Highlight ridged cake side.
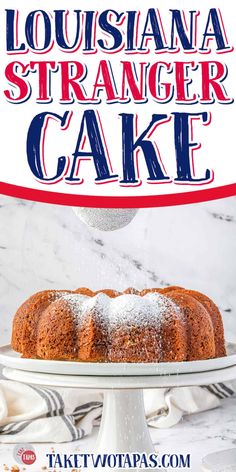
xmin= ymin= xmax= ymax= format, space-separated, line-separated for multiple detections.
xmin=11 ymin=286 xmax=226 ymax=362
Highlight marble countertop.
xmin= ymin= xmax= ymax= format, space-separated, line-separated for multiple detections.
xmin=0 ymin=195 xmax=236 ymax=345
xmin=0 ymin=394 xmax=235 ymax=471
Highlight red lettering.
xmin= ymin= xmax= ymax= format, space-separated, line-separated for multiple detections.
xmin=149 ymin=62 xmax=173 ymax=102
xmin=30 ymin=61 xmax=56 ymax=102
xmin=4 ymin=61 xmax=30 ymax=102
xmin=175 ymin=62 xmax=197 ymax=103
xmin=121 ymin=61 xmax=146 ymax=101
xmin=60 ymin=61 xmax=87 ymax=102
xmin=92 ymin=60 xmax=118 ymax=102
xmin=200 ymin=61 xmax=232 ymax=102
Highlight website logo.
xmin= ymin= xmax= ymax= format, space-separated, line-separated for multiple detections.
xmin=13 ymin=444 xmax=36 ymax=466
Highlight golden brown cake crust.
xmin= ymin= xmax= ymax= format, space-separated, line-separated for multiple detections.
xmin=165 ymin=290 xmax=215 ymax=360
xmin=162 ymin=287 xmax=226 ymax=358
xmin=182 ymin=289 xmax=226 ymax=357
xmin=11 ymin=290 xmax=71 ymax=358
xmin=140 ymin=288 xmax=161 ymax=296
xmin=11 ymin=286 xmax=226 ymax=363
xmin=123 ymin=287 xmax=140 ymax=295
xmin=75 ymin=287 xmax=95 ymax=297
xmin=95 ymin=288 xmax=121 ymax=298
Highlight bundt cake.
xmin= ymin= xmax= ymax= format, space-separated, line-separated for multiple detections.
xmin=11 ymin=287 xmax=226 ymax=363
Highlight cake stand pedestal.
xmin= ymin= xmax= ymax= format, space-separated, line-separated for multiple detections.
xmin=3 ymin=364 xmax=236 ymax=468
xmin=97 ymin=389 xmax=153 ymax=453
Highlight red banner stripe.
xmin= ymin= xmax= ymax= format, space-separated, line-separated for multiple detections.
xmin=0 ymin=182 xmax=235 ymax=208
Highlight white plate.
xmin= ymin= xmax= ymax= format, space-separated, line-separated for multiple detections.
xmin=202 ymin=449 xmax=236 ymax=472
xmin=0 ymin=343 xmax=236 ymax=376
xmin=3 ymin=364 xmax=236 ymax=389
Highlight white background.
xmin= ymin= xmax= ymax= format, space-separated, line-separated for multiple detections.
xmin=0 ymin=0 xmax=236 ymax=199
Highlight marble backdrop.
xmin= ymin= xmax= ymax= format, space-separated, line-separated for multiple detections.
xmin=0 ymin=195 xmax=235 ymax=344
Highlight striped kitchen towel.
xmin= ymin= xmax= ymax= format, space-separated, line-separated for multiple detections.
xmin=0 ymin=380 xmax=235 ymax=443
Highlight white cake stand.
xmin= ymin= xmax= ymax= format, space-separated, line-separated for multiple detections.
xmin=2 ymin=363 xmax=236 ymax=459
xmin=1 ymin=344 xmax=236 ymax=471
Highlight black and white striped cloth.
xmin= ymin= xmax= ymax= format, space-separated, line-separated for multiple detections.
xmin=203 ymin=382 xmax=235 ymax=400
xmin=0 ymin=380 xmax=235 ymax=443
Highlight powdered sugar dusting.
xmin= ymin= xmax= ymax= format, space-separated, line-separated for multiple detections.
xmin=61 ymin=291 xmax=182 ymax=328
xmin=61 ymin=293 xmax=90 ymax=323
xmin=55 ymin=291 xmax=72 ymax=299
